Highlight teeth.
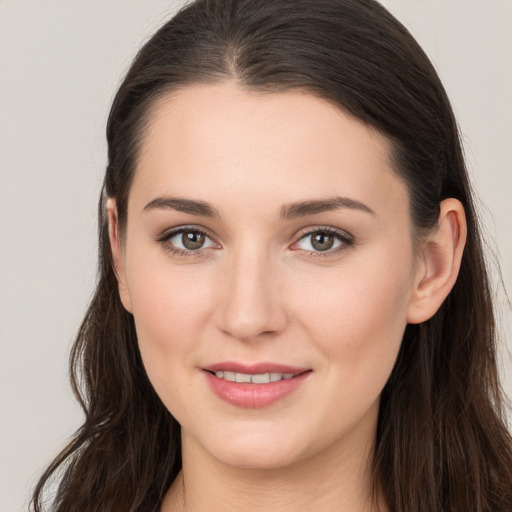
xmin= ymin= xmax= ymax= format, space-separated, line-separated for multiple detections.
xmin=235 ymin=372 xmax=252 ymax=383
xmin=223 ymin=371 xmax=235 ymax=381
xmin=251 ymin=373 xmax=271 ymax=384
xmin=214 ymin=371 xmax=298 ymax=383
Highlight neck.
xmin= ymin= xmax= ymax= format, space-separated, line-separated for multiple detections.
xmin=162 ymin=409 xmax=388 ymax=512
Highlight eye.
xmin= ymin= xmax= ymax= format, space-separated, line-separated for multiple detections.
xmin=292 ymin=228 xmax=354 ymax=255
xmin=158 ymin=227 xmax=219 ymax=255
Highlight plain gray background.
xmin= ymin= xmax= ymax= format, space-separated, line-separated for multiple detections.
xmin=1 ymin=1 xmax=511 ymax=511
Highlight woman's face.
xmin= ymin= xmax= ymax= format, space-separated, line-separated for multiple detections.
xmin=114 ymin=82 xmax=422 ymax=469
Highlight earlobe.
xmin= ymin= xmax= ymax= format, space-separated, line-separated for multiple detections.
xmin=406 ymin=198 xmax=467 ymax=324
xmin=106 ymin=198 xmax=133 ymax=313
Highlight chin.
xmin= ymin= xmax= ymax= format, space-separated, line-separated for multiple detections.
xmin=193 ymin=423 xmax=316 ymax=470
xmin=214 ymin=445 xmax=304 ymax=470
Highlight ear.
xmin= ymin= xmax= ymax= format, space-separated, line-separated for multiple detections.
xmin=406 ymin=198 xmax=467 ymax=324
xmin=106 ymin=198 xmax=133 ymax=313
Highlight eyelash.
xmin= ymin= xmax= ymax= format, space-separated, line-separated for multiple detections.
xmin=156 ymin=225 xmax=355 ymax=258
xmin=293 ymin=226 xmax=355 ymax=258
xmin=156 ymin=226 xmax=216 ymax=257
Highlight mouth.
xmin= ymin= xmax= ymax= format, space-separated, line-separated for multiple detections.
xmin=205 ymin=369 xmax=308 ymax=384
xmin=202 ymin=362 xmax=312 ymax=408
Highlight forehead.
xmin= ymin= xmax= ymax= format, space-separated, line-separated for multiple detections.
xmin=131 ymin=81 xmax=408 ymax=221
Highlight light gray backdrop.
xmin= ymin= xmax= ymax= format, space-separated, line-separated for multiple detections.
xmin=1 ymin=1 xmax=511 ymax=511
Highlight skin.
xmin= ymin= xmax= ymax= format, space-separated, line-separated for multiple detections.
xmin=108 ymin=81 xmax=466 ymax=512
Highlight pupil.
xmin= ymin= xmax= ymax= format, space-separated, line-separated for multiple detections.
xmin=182 ymin=230 xmax=205 ymax=250
xmin=312 ymin=232 xmax=334 ymax=251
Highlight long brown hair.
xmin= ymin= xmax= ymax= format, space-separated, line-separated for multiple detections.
xmin=31 ymin=0 xmax=512 ymax=510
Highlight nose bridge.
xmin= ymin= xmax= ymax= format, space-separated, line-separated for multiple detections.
xmin=218 ymin=239 xmax=286 ymax=341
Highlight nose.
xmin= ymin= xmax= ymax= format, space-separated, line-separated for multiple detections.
xmin=215 ymin=247 xmax=288 ymax=342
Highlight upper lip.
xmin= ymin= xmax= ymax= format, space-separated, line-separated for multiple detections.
xmin=202 ymin=361 xmax=310 ymax=375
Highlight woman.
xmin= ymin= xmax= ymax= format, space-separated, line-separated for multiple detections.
xmin=31 ymin=0 xmax=512 ymax=510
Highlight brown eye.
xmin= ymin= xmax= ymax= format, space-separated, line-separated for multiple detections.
xmin=311 ymin=232 xmax=335 ymax=251
xmin=162 ymin=227 xmax=218 ymax=254
xmin=294 ymin=228 xmax=354 ymax=255
xmin=182 ymin=230 xmax=205 ymax=250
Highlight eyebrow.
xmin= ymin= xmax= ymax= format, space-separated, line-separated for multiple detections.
xmin=143 ymin=197 xmax=221 ymax=217
xmin=142 ymin=195 xmax=375 ymax=219
xmin=279 ymin=196 xmax=375 ymax=219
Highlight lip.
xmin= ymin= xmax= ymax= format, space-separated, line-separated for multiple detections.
xmin=202 ymin=361 xmax=312 ymax=408
xmin=203 ymin=361 xmax=309 ymax=375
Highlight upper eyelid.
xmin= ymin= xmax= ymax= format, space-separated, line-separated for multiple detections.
xmin=157 ymin=224 xmax=215 ymax=240
xmin=294 ymin=225 xmax=354 ymax=241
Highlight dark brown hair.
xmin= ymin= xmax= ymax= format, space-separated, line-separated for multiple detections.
xmin=31 ymin=0 xmax=512 ymax=510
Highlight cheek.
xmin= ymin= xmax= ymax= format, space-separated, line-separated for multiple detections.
xmin=283 ymin=253 xmax=413 ymax=445
xmin=124 ymin=252 xmax=215 ymax=382
xmin=292 ymin=249 xmax=413 ymax=376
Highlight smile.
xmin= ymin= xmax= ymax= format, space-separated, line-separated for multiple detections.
xmin=203 ymin=363 xmax=312 ymax=408
xmin=209 ymin=371 xmax=298 ymax=384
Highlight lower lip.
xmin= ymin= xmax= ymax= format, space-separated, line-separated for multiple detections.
xmin=204 ymin=371 xmax=311 ymax=408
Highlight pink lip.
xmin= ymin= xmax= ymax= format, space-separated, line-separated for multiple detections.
xmin=203 ymin=361 xmax=309 ymax=374
xmin=202 ymin=361 xmax=312 ymax=409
